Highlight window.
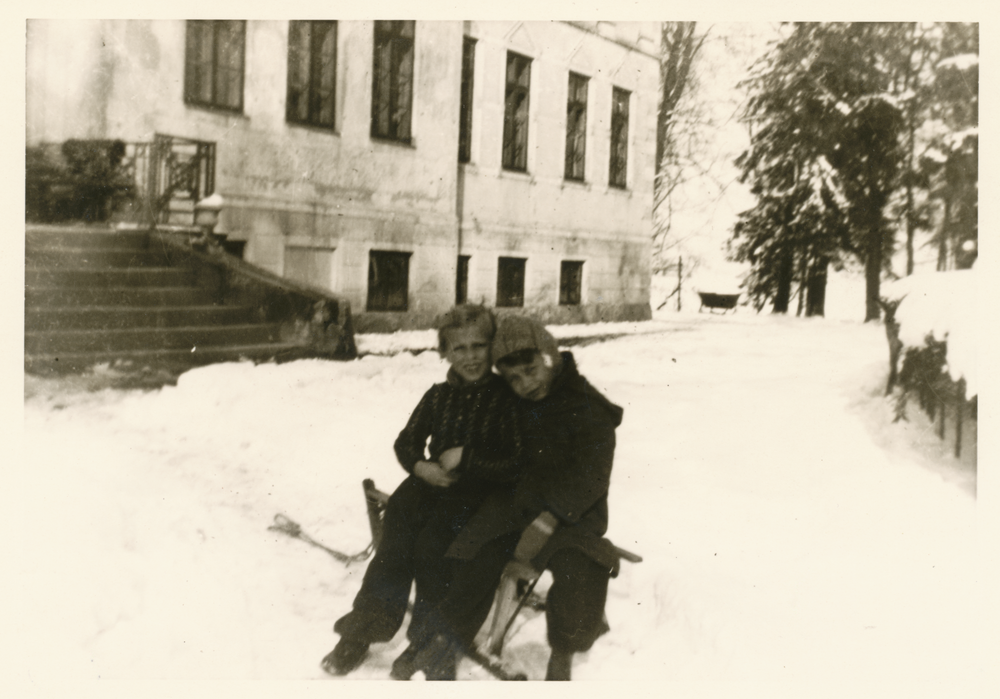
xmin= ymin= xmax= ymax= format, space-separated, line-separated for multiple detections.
xmin=564 ymin=73 xmax=588 ymax=181
xmin=458 ymin=37 xmax=476 ymax=163
xmin=496 ymin=257 xmax=526 ymax=307
xmin=371 ymin=21 xmax=415 ymax=143
xmin=184 ymin=20 xmax=246 ymax=112
xmin=456 ymin=255 xmax=470 ymax=304
xmin=287 ymin=21 xmax=337 ymax=129
xmin=502 ymin=52 xmax=531 ymax=171
xmin=367 ymin=250 xmax=411 ymax=311
xmin=609 ymin=86 xmax=630 ymax=188
xmin=560 ymin=261 xmax=584 ymax=305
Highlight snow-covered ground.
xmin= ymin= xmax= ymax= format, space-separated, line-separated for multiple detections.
xmin=10 ymin=306 xmax=995 ymax=696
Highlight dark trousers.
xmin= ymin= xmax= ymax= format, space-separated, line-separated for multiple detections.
xmin=545 ymin=548 xmax=609 ymax=653
xmin=428 ymin=537 xmax=611 ymax=654
xmin=334 ymin=476 xmax=481 ymax=645
xmin=423 ymin=532 xmax=522 ymax=648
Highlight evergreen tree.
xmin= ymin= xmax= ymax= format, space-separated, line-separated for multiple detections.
xmin=925 ymin=23 xmax=978 ymax=270
xmin=732 ymin=23 xmax=906 ymax=321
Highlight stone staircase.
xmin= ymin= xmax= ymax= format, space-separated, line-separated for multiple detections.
xmin=25 ymin=224 xmax=355 ymax=377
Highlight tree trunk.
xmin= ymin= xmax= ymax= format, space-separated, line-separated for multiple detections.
xmin=937 ymin=199 xmax=951 ymax=271
xmin=905 ymin=181 xmax=915 ymax=276
xmin=806 ymin=255 xmax=828 ymax=317
xmin=773 ymin=246 xmax=794 ymax=314
xmin=864 ymin=225 xmax=882 ymax=322
xmin=796 ymin=251 xmax=807 ymax=317
xmin=656 ymin=22 xmax=698 ymax=176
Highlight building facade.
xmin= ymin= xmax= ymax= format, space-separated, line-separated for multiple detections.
xmin=26 ymin=19 xmax=659 ymax=331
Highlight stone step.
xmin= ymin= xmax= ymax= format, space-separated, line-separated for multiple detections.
xmin=26 ymin=285 xmax=217 ymax=307
xmin=25 ymin=323 xmax=281 ymax=355
xmin=25 ymin=246 xmax=174 ymax=268
xmin=25 ymin=267 xmax=194 ymax=288
xmin=25 ymin=342 xmax=314 ymax=376
xmin=24 ymin=305 xmax=257 ymax=331
xmin=25 ymin=225 xmax=150 ymax=249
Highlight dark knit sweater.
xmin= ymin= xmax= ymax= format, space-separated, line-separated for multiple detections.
xmin=393 ymin=369 xmax=523 ymax=490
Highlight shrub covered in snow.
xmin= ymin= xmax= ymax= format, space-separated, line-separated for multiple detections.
xmin=880 ymin=269 xmax=976 ymax=457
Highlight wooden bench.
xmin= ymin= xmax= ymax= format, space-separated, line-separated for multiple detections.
xmin=362 ymin=479 xmax=641 ymax=660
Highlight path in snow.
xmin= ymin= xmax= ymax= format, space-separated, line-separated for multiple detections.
xmin=11 ymin=312 xmax=988 ymax=691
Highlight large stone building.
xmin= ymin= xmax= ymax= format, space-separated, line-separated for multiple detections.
xmin=26 ymin=20 xmax=659 ymax=331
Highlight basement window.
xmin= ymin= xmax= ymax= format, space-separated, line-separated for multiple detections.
xmin=559 ymin=260 xmax=583 ymax=305
xmin=496 ymin=257 xmax=526 ymax=307
xmin=367 ymin=250 xmax=411 ymax=311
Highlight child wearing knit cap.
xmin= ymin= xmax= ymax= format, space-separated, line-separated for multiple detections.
xmin=415 ymin=315 xmax=624 ymax=681
xmin=322 ymin=305 xmax=523 ymax=679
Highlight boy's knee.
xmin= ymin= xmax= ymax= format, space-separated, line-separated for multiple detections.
xmin=386 ymin=476 xmax=431 ymax=518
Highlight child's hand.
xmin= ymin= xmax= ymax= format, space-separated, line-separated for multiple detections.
xmin=439 ymin=447 xmax=464 ymax=472
xmin=414 ymin=460 xmax=458 ymax=488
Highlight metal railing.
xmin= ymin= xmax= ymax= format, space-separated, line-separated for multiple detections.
xmin=121 ymin=134 xmax=216 ymax=227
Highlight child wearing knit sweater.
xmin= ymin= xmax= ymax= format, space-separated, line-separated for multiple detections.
xmin=321 ymin=305 xmax=523 ymax=679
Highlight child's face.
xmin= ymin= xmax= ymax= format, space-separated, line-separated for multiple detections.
xmin=498 ymin=353 xmax=557 ymax=401
xmin=443 ymin=325 xmax=491 ymax=383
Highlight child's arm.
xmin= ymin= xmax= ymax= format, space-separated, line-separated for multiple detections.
xmin=393 ymin=386 xmax=438 ymax=474
xmin=394 ymin=385 xmax=458 ymax=487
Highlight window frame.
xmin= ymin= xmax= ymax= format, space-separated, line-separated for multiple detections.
xmin=502 ymin=51 xmax=532 ymax=172
xmin=184 ymin=20 xmax=246 ymax=113
xmin=367 ymin=249 xmax=412 ymax=312
xmin=496 ymin=256 xmax=527 ymax=308
xmin=458 ymin=37 xmax=476 ymax=163
xmin=609 ymin=86 xmax=631 ymax=189
xmin=559 ymin=260 xmax=584 ymax=306
xmin=564 ymin=72 xmax=589 ymax=182
xmin=371 ymin=20 xmax=416 ymax=144
xmin=286 ymin=20 xmax=338 ymax=130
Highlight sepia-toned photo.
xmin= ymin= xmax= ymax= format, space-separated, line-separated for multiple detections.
xmin=16 ymin=8 xmax=988 ymax=695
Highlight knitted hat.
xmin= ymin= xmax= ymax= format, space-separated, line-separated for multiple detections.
xmin=491 ymin=315 xmax=562 ymax=368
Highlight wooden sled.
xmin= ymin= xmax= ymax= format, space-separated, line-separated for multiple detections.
xmin=362 ymin=479 xmax=642 ymax=662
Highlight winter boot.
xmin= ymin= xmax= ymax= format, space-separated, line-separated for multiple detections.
xmin=321 ymin=637 xmax=369 ymax=676
xmin=390 ymin=643 xmax=421 ymax=680
xmin=414 ymin=634 xmax=459 ymax=681
xmin=545 ymin=649 xmax=573 ymax=681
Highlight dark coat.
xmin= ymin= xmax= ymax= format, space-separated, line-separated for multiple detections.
xmin=445 ymin=352 xmax=624 ymax=572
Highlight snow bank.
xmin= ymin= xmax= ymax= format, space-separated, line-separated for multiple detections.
xmin=882 ymin=269 xmax=977 ymax=397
